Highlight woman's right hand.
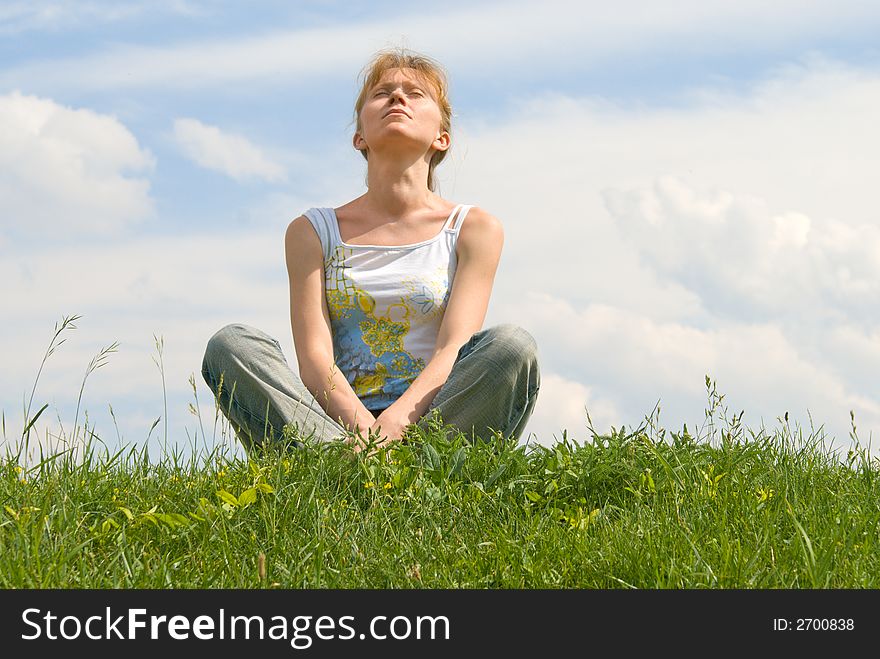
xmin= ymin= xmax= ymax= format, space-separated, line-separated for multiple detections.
xmin=346 ymin=419 xmax=394 ymax=456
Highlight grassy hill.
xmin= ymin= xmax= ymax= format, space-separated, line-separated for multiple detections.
xmin=3 ymin=386 xmax=878 ymax=588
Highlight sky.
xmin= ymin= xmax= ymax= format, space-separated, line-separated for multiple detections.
xmin=2 ymin=0 xmax=880 ymax=464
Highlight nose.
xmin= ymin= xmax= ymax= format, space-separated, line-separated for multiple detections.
xmin=389 ymin=88 xmax=406 ymax=104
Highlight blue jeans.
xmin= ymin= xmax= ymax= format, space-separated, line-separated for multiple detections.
xmin=201 ymin=323 xmax=540 ymax=453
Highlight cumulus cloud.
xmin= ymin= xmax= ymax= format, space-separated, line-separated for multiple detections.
xmin=603 ymin=176 xmax=880 ymax=326
xmin=173 ymin=118 xmax=288 ymax=183
xmin=519 ymin=294 xmax=880 ymax=451
xmin=0 ymin=91 xmax=154 ymax=240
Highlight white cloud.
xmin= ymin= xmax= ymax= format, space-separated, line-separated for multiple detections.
xmin=603 ymin=176 xmax=880 ymax=325
xmin=522 ymin=372 xmax=623 ymax=447
xmin=173 ymin=118 xmax=288 ymax=183
xmin=0 ymin=227 xmax=289 ymax=461
xmin=447 ymin=58 xmax=880 ymax=326
xmin=0 ymin=1 xmax=203 ymax=35
xmin=519 ymin=294 xmax=880 ymax=452
xmin=0 ymin=91 xmax=154 ymax=240
xmin=2 ymin=1 xmax=878 ymax=91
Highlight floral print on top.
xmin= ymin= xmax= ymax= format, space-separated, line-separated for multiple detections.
xmin=303 ymin=205 xmax=472 ymax=411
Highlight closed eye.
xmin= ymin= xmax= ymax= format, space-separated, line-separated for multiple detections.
xmin=372 ymin=88 xmax=426 ymax=98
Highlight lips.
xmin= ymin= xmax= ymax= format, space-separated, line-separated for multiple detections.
xmin=385 ymin=109 xmax=409 ymax=118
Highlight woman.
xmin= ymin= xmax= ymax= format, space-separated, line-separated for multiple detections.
xmin=202 ymin=47 xmax=540 ymax=454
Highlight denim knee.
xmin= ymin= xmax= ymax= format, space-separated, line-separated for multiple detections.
xmin=484 ymin=324 xmax=538 ymax=363
xmin=205 ymin=322 xmax=259 ymax=363
xmin=202 ymin=323 xmax=249 ymax=385
xmin=478 ymin=324 xmax=540 ymax=394
xmin=207 ymin=323 xmax=252 ymax=352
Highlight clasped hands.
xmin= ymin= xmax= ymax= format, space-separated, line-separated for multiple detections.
xmin=346 ymin=408 xmax=412 ymax=456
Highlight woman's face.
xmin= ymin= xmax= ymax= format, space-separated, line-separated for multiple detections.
xmin=355 ymin=67 xmax=449 ymax=159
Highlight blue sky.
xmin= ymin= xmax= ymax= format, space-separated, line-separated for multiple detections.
xmin=3 ymin=0 xmax=880 ymax=463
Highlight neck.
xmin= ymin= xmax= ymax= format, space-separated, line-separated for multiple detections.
xmin=361 ymin=151 xmax=437 ymax=216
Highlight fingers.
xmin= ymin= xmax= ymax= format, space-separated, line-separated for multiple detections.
xmin=344 ymin=430 xmax=394 ymax=457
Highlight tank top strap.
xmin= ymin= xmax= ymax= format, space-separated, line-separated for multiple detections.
xmin=444 ymin=204 xmax=473 ymax=234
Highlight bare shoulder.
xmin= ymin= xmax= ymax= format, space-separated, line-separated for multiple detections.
xmin=460 ymin=206 xmax=502 ymax=229
xmin=286 ymin=214 xmax=314 ymax=238
xmin=286 ymin=214 xmax=321 ymax=247
xmin=285 ymin=215 xmax=322 ymax=268
xmin=458 ymin=206 xmax=504 ymax=254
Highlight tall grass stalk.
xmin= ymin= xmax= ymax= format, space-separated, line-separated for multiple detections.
xmin=20 ymin=314 xmax=81 ymax=454
xmin=187 ymin=372 xmax=207 ymax=456
xmin=72 ymin=341 xmax=119 ymax=447
xmin=151 ymin=333 xmax=168 ymax=454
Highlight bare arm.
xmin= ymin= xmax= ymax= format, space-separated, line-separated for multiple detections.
xmin=285 ymin=216 xmax=376 ymax=437
xmin=371 ymin=207 xmax=504 ymax=443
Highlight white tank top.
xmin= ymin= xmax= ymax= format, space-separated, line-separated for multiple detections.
xmin=302 ymin=204 xmax=473 ymax=411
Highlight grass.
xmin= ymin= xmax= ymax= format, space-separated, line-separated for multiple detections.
xmin=1 ymin=315 xmax=879 ymax=588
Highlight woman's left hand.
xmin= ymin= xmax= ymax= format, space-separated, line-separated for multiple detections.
xmin=369 ymin=409 xmax=411 ymax=445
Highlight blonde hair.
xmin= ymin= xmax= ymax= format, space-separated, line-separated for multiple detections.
xmin=353 ymin=47 xmax=452 ymax=192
